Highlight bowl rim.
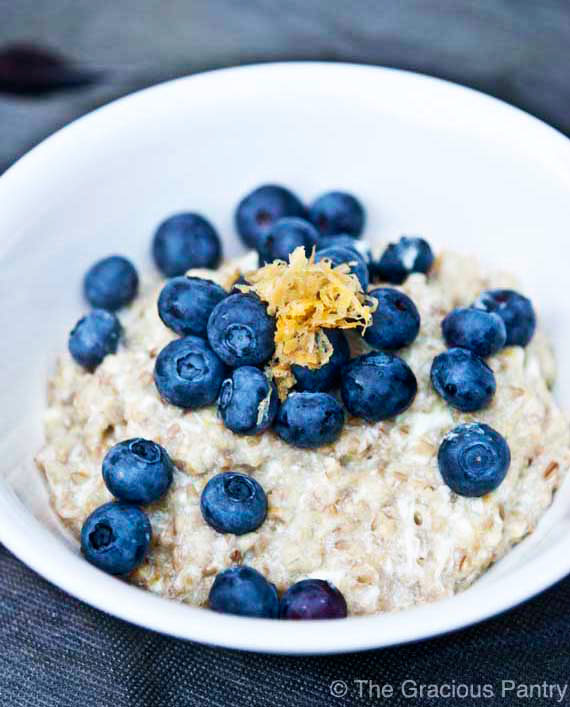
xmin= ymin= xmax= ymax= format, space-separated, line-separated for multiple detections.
xmin=1 ymin=61 xmax=570 ymax=654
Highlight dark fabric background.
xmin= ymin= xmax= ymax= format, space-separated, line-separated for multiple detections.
xmin=1 ymin=1 xmax=570 ymax=705
xmin=2 ymin=544 xmax=570 ymax=706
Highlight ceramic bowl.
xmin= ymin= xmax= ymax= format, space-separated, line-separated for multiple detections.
xmin=1 ymin=63 xmax=569 ymax=654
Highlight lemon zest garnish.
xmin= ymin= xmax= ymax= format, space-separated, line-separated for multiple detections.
xmin=238 ymin=247 xmax=376 ymax=399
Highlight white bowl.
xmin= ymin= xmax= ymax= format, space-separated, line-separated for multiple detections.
xmin=1 ymin=62 xmax=570 ymax=654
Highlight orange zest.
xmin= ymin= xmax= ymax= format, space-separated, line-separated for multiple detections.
xmin=238 ymin=247 xmax=375 ymax=399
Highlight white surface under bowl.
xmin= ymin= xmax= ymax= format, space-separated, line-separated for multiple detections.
xmin=1 ymin=62 xmax=570 ymax=654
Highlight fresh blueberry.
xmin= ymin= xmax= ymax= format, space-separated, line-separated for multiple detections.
xmin=80 ymin=502 xmax=152 ymax=575
xmin=442 ymin=307 xmax=507 ymax=357
xmin=257 ymin=217 xmax=319 ymax=264
xmin=102 ymin=438 xmax=174 ymax=505
xmin=317 ymin=234 xmax=359 ymax=252
xmin=364 ymin=287 xmax=420 ymax=350
xmin=152 ymin=213 xmax=222 ymax=277
xmin=291 ymin=328 xmax=350 ymax=392
xmin=431 ymin=347 xmax=496 ymax=412
xmin=69 ymin=309 xmax=121 ymax=370
xmin=308 ymin=191 xmax=365 ymax=238
xmin=318 ymin=236 xmax=375 ymax=283
xmin=315 ymin=246 xmax=369 ymax=291
xmin=279 ymin=579 xmax=348 ymax=619
xmin=208 ymin=565 xmax=279 ymax=618
xmin=438 ymin=422 xmax=511 ymax=497
xmin=218 ymin=366 xmax=278 ymax=435
xmin=235 ymin=184 xmax=305 ymax=250
xmin=274 ymin=392 xmax=344 ymax=448
xmin=154 ymin=335 xmax=226 ymax=409
xmin=200 ymin=472 xmax=268 ymax=535
xmin=158 ymin=276 xmax=227 ymax=337
xmin=318 ymin=234 xmax=371 ymax=261
xmin=373 ymin=236 xmax=434 ymax=284
xmin=474 ymin=289 xmax=536 ymax=347
xmin=84 ymin=255 xmax=139 ymax=311
xmin=207 ymin=293 xmax=275 ymax=367
xmin=341 ymin=352 xmax=417 ymax=422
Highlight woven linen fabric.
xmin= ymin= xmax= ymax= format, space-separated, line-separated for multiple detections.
xmin=1 ymin=544 xmax=569 ymax=707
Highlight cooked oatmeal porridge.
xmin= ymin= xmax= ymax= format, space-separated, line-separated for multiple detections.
xmin=36 ymin=245 xmax=570 ymax=616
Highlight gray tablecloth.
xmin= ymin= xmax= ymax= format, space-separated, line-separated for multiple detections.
xmin=2 ymin=544 xmax=570 ymax=706
xmin=2 ymin=2 xmax=570 ymax=704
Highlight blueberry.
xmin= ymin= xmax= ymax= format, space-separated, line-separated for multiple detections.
xmin=438 ymin=422 xmax=511 ymax=497
xmin=431 ymin=347 xmax=496 ymax=412
xmin=318 ymin=236 xmax=376 ymax=283
xmin=274 ymin=392 xmax=344 ymax=448
xmin=207 ymin=293 xmax=275 ymax=367
xmin=291 ymin=328 xmax=350 ymax=392
xmin=308 ymin=191 xmax=365 ymax=238
xmin=317 ymin=235 xmax=359 ymax=252
xmin=102 ymin=438 xmax=174 ymax=505
xmin=315 ymin=246 xmax=369 ymax=291
xmin=280 ymin=579 xmax=348 ymax=619
xmin=208 ymin=565 xmax=279 ymax=618
xmin=80 ymin=502 xmax=152 ymax=575
xmin=442 ymin=307 xmax=506 ymax=357
xmin=69 ymin=309 xmax=121 ymax=370
xmin=474 ymin=289 xmax=536 ymax=347
xmin=154 ymin=336 xmax=226 ymax=409
xmin=341 ymin=352 xmax=417 ymax=422
xmin=235 ymin=184 xmax=305 ymax=250
xmin=84 ymin=255 xmax=139 ymax=311
xmin=158 ymin=276 xmax=227 ymax=337
xmin=364 ymin=287 xmax=420 ymax=350
xmin=218 ymin=366 xmax=278 ymax=435
xmin=200 ymin=472 xmax=268 ymax=535
xmin=257 ymin=217 xmax=319 ymax=264
xmin=152 ymin=213 xmax=222 ymax=277
xmin=374 ymin=236 xmax=434 ymax=284
xmin=318 ymin=235 xmax=371 ymax=261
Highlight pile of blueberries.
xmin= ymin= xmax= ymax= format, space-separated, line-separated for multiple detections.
xmin=71 ymin=183 xmax=537 ymax=619
xmin=70 ymin=185 xmax=436 ymax=450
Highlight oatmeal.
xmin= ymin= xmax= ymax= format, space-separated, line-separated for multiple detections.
xmin=36 ymin=248 xmax=570 ymax=615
